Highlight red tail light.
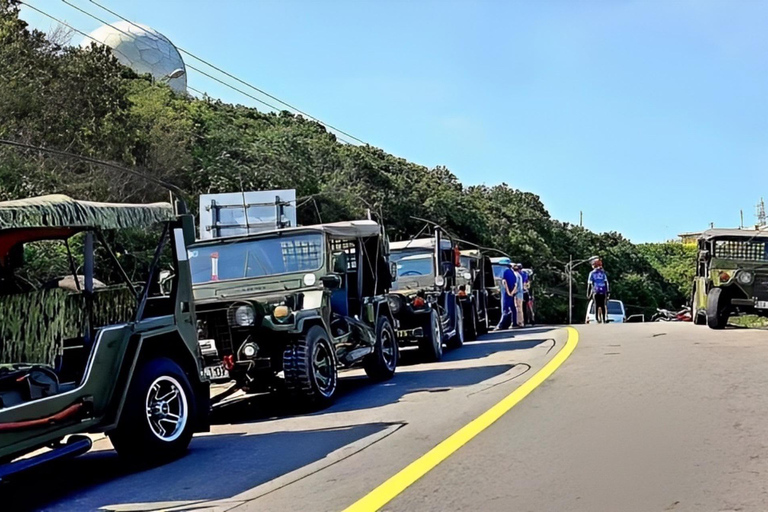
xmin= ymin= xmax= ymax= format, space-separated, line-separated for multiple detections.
xmin=223 ymin=354 xmax=235 ymax=371
xmin=412 ymin=297 xmax=426 ymax=308
xmin=719 ymin=271 xmax=731 ymax=283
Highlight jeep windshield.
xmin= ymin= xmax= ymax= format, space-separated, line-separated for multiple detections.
xmin=391 ymin=251 xmax=434 ymax=278
xmin=189 ymin=232 xmax=324 ymax=284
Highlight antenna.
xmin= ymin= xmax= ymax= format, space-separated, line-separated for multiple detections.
xmin=757 ymin=198 xmax=767 ymax=227
xmin=741 ymin=209 xmax=744 ymax=229
xmin=238 ymin=174 xmax=251 ymax=234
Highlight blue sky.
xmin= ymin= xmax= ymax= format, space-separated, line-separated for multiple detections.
xmin=19 ymin=1 xmax=768 ymax=242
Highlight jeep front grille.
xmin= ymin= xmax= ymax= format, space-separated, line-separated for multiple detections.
xmin=197 ymin=307 xmax=234 ymax=357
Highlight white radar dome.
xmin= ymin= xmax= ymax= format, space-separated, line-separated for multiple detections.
xmin=82 ymin=21 xmax=187 ymax=93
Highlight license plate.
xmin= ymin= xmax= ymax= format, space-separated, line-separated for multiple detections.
xmin=757 ymin=301 xmax=768 ymax=309
xmin=204 ymin=364 xmax=229 ymax=381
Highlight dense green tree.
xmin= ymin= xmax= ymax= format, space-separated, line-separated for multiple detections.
xmin=0 ymin=2 xmax=692 ymax=322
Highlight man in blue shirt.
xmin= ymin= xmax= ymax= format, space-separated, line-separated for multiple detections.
xmin=513 ymin=263 xmax=526 ymax=327
xmin=587 ymin=259 xmax=610 ymax=323
xmin=495 ymin=258 xmax=517 ymax=330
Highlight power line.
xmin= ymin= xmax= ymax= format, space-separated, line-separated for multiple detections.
xmin=19 ymin=1 xmax=134 ymax=63
xmin=0 ymin=138 xmax=188 ymax=202
xmin=56 ymin=0 xmax=356 ymax=145
xmin=87 ymin=0 xmax=369 ymax=146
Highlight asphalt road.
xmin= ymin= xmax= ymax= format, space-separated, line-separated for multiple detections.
xmin=4 ymin=323 xmax=768 ymax=511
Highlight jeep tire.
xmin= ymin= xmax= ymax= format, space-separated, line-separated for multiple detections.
xmin=463 ymin=301 xmax=478 ymax=341
xmin=448 ymin=302 xmax=466 ymax=349
xmin=109 ymin=357 xmax=196 ymax=464
xmin=692 ymin=288 xmax=706 ymax=325
xmin=283 ymin=326 xmax=338 ymax=406
xmin=419 ymin=310 xmax=443 ymax=362
xmin=706 ymin=287 xmax=729 ymax=329
xmin=364 ymin=316 xmax=398 ymax=381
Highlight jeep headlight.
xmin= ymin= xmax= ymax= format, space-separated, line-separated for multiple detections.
xmin=234 ymin=305 xmax=256 ymax=326
xmin=737 ymin=270 xmax=754 ymax=285
xmin=387 ymin=295 xmax=403 ymax=315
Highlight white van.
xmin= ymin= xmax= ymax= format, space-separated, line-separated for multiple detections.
xmin=585 ymin=299 xmax=626 ymax=323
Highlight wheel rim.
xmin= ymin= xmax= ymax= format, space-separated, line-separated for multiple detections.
xmin=433 ymin=314 xmax=442 ymax=356
xmin=313 ymin=341 xmax=336 ymax=396
xmin=381 ymin=327 xmax=396 ymax=370
xmin=145 ymin=376 xmax=188 ymax=442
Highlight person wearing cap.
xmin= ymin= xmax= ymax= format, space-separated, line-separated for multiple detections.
xmin=587 ymin=258 xmax=610 ymax=323
xmin=513 ymin=263 xmax=526 ymax=327
xmin=494 ymin=258 xmax=517 ymax=330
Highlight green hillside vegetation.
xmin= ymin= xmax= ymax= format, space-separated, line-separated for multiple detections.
xmin=0 ymin=2 xmax=691 ymax=322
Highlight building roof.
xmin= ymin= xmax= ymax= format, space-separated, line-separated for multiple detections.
xmin=0 ymin=194 xmax=174 ymax=231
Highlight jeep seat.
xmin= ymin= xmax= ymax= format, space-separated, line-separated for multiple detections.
xmin=0 ymin=288 xmax=83 ymax=367
xmin=330 ymin=253 xmax=349 ymax=317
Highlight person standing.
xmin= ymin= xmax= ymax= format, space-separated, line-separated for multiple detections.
xmin=513 ymin=263 xmax=525 ymax=327
xmin=494 ymin=258 xmax=517 ymax=330
xmin=587 ymin=259 xmax=610 ymax=323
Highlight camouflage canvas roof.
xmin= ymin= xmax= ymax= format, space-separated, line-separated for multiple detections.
xmin=0 ymin=194 xmax=173 ymax=231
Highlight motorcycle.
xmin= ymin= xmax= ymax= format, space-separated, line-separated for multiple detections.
xmin=651 ymin=306 xmax=692 ymax=322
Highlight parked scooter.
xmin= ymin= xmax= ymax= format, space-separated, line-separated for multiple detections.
xmin=651 ymin=306 xmax=692 ymax=322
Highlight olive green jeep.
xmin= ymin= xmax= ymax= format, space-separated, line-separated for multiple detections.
xmin=189 ymin=220 xmax=397 ymax=406
xmin=691 ymin=228 xmax=768 ymax=329
xmin=0 ymin=195 xmax=210 ymax=479
xmin=388 ymin=232 xmax=468 ymax=361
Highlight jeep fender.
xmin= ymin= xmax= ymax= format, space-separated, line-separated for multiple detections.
xmin=106 ymin=329 xmax=210 ymax=433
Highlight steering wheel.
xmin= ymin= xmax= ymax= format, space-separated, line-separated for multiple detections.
xmin=400 ymin=270 xmax=423 ymax=276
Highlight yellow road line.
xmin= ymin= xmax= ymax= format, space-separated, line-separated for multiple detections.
xmin=342 ymin=326 xmax=580 ymax=512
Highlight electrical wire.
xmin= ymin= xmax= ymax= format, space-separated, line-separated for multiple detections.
xmin=86 ymin=0 xmax=369 ymax=145
xmin=0 ymin=138 xmax=188 ymax=203
xmin=27 ymin=0 xmax=355 ymax=145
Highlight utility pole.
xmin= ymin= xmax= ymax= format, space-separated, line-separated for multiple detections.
xmin=579 ymin=211 xmax=583 ymax=227
xmin=568 ymin=254 xmax=573 ymax=324
xmin=741 ymin=210 xmax=744 ymax=229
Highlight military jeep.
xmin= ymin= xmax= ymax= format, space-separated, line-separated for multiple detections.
xmin=388 ymin=232 xmax=467 ymax=361
xmin=0 ymin=195 xmax=209 ymax=478
xmin=189 ymin=220 xmax=397 ymax=405
xmin=459 ymin=249 xmax=496 ymax=338
xmin=691 ymin=228 xmax=768 ymax=329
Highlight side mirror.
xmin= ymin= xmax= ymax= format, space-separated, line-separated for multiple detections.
xmin=440 ymin=261 xmax=454 ymax=278
xmin=390 ymin=261 xmax=398 ymax=280
xmin=321 ymin=274 xmax=342 ymax=289
xmin=434 ymin=275 xmax=445 ymax=288
xmin=700 ymin=250 xmax=711 ymax=261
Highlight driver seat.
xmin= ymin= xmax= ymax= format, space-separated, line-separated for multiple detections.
xmin=330 ymin=252 xmax=348 ymax=317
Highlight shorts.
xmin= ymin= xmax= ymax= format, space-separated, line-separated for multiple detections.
xmin=594 ymin=293 xmax=606 ymax=309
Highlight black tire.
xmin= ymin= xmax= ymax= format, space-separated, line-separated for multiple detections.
xmin=447 ymin=302 xmax=465 ymax=349
xmin=283 ymin=325 xmax=338 ymax=406
xmin=419 ymin=310 xmax=443 ymax=361
xmin=477 ymin=306 xmax=489 ymax=335
xmin=692 ymin=289 xmax=706 ymax=325
xmin=706 ymin=287 xmax=729 ymax=329
xmin=109 ymin=357 xmax=196 ymax=464
xmin=364 ymin=316 xmax=398 ymax=381
xmin=463 ymin=301 xmax=478 ymax=341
